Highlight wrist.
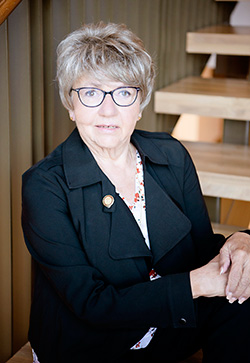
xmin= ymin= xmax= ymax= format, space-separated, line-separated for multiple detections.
xmin=190 ymin=269 xmax=202 ymax=299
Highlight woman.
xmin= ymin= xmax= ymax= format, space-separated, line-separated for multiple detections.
xmin=22 ymin=22 xmax=250 ymax=363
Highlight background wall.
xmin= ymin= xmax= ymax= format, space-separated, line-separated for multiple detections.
xmin=0 ymin=0 xmax=234 ymax=361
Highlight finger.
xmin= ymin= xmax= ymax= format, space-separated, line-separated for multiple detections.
xmin=238 ymin=285 xmax=250 ymax=304
xmin=232 ymin=261 xmax=250 ymax=299
xmin=219 ymin=247 xmax=231 ymax=274
xmin=226 ymin=260 xmax=243 ymax=297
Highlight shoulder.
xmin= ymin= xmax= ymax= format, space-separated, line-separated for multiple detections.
xmin=22 ymin=129 xmax=80 ymax=183
xmin=23 ymin=144 xmax=63 ymax=180
xmin=22 ymin=139 xmax=67 ymax=197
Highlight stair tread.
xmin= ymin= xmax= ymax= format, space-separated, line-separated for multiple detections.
xmin=212 ymin=223 xmax=241 ymax=237
xmin=154 ymin=76 xmax=250 ymax=120
xmin=186 ymin=25 xmax=250 ymax=56
xmin=182 ymin=141 xmax=250 ymax=201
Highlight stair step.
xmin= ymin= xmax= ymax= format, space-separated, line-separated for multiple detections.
xmin=154 ymin=76 xmax=250 ymax=121
xmin=212 ymin=223 xmax=240 ymax=237
xmin=182 ymin=141 xmax=250 ymax=202
xmin=186 ymin=25 xmax=250 ymax=56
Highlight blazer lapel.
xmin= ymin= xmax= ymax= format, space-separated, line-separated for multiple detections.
xmin=144 ymin=169 xmax=192 ymax=265
xmin=100 ymin=177 xmax=152 ymax=261
xmin=108 ymin=197 xmax=152 ymax=260
xmin=102 ymin=177 xmax=152 ymax=281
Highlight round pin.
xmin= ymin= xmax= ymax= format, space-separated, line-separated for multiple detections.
xmin=102 ymin=195 xmax=114 ymax=208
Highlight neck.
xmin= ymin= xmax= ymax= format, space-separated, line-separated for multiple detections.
xmin=87 ymin=140 xmax=137 ymax=204
xmin=89 ymin=142 xmax=136 ymax=167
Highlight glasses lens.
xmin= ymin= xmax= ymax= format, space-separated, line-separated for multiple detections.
xmin=78 ymin=88 xmax=103 ymax=107
xmin=113 ymin=87 xmax=138 ymax=106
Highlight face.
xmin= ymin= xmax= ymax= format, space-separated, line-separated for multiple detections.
xmin=69 ymin=77 xmax=142 ymax=154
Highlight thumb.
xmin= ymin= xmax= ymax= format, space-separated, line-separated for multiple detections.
xmin=219 ymin=246 xmax=231 ymax=274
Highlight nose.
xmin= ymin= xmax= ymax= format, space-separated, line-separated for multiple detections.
xmin=98 ymin=93 xmax=118 ymax=116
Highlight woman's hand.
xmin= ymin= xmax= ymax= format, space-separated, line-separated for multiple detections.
xmin=190 ymin=255 xmax=228 ymax=299
xmin=219 ymin=232 xmax=250 ymax=304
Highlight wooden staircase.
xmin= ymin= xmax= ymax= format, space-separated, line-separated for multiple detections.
xmin=154 ymin=7 xmax=250 ymax=235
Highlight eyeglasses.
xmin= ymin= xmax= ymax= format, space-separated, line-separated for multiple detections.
xmin=70 ymin=86 xmax=140 ymax=108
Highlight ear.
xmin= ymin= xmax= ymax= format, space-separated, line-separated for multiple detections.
xmin=69 ymin=110 xmax=75 ymax=122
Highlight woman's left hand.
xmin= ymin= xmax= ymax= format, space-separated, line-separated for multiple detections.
xmin=219 ymin=232 xmax=250 ymax=304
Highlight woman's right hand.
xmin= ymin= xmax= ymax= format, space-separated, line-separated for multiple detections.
xmin=190 ymin=255 xmax=229 ymax=299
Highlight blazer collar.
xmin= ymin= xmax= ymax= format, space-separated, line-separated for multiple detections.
xmin=63 ymin=128 xmax=170 ymax=189
xmin=63 ymin=128 xmax=102 ymax=189
xmin=131 ymin=130 xmax=169 ymax=166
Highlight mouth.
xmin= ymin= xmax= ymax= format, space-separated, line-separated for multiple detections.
xmin=96 ymin=125 xmax=118 ymax=129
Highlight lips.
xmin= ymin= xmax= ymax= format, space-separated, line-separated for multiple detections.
xmin=96 ymin=125 xmax=118 ymax=129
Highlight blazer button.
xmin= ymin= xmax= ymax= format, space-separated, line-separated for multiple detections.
xmin=102 ymin=195 xmax=115 ymax=208
xmin=179 ymin=318 xmax=187 ymax=325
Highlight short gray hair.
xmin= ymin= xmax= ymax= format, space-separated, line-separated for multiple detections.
xmin=56 ymin=22 xmax=155 ymax=111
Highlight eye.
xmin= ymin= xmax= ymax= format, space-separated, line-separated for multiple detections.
xmin=118 ymin=89 xmax=131 ymax=97
xmin=84 ymin=89 xmax=98 ymax=97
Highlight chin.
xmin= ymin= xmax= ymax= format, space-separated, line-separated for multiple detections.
xmin=96 ymin=134 xmax=121 ymax=146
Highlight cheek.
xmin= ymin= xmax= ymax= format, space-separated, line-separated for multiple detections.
xmin=74 ymin=108 xmax=95 ymax=126
xmin=129 ymin=107 xmax=141 ymax=125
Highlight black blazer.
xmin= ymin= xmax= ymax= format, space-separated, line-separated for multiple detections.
xmin=22 ymin=128 xmax=225 ymax=362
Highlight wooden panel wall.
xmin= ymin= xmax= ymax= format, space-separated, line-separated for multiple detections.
xmin=8 ymin=0 xmax=32 ymax=353
xmin=0 ymin=20 xmax=12 ymax=363
xmin=0 ymin=1 xmax=32 ymax=361
xmin=0 ymin=0 xmax=234 ymax=361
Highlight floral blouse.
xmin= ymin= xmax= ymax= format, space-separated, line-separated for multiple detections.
xmin=118 ymin=150 xmax=161 ymax=350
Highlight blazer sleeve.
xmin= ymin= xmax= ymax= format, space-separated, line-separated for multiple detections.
xmin=22 ymin=167 xmax=196 ymax=330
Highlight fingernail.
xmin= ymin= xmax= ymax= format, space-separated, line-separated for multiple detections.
xmin=229 ymin=297 xmax=237 ymax=304
xmin=238 ymin=298 xmax=246 ymax=305
xmin=220 ymin=267 xmax=224 ymax=275
xmin=226 ymin=292 xmax=232 ymax=300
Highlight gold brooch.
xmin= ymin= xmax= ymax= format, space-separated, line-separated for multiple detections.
xmin=102 ymin=195 xmax=114 ymax=208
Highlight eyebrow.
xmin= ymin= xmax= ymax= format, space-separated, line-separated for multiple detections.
xmin=78 ymin=81 xmax=126 ymax=89
xmin=87 ymin=82 xmax=102 ymax=88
